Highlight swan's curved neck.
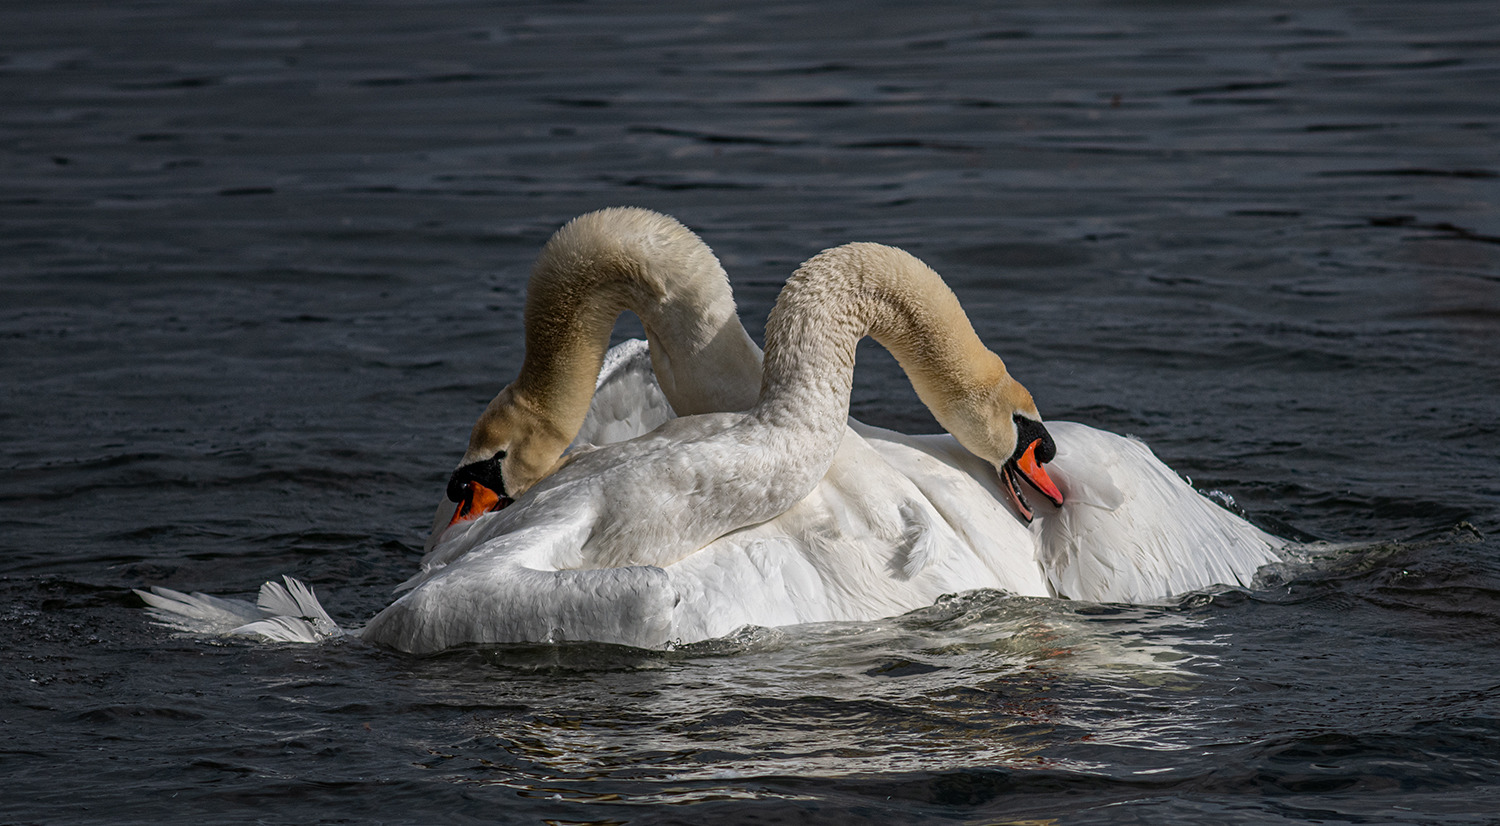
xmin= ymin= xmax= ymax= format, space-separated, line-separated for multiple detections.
xmin=755 ymin=242 xmax=1019 ymax=457
xmin=510 ymin=208 xmax=763 ymax=434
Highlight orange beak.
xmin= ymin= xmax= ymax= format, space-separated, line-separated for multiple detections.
xmin=1001 ymin=439 xmax=1065 ymax=524
xmin=1016 ymin=440 xmax=1064 ymax=508
xmin=445 ymin=480 xmax=510 ymax=528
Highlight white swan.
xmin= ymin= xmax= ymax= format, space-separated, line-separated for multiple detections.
xmin=139 ymin=208 xmax=1285 ymax=651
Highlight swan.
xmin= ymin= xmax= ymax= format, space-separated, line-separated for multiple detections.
xmin=356 ymin=238 xmax=1072 ymax=651
xmin=139 ymin=208 xmax=1285 ymax=651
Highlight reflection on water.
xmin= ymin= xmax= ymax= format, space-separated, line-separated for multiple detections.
xmin=437 ymin=593 xmax=1216 ymax=788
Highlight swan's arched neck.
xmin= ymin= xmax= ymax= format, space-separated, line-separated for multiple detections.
xmin=754 ymin=242 xmax=1045 ymax=477
xmin=516 ymin=208 xmax=762 ymax=422
xmin=456 ymin=208 xmax=762 ymax=502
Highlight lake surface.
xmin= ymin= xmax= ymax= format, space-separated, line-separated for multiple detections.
xmin=3 ymin=1 xmax=1498 ymax=823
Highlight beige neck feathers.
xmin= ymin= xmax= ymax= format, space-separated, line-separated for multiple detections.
xmin=757 ymin=242 xmax=1014 ymax=432
xmin=504 ymin=207 xmax=761 ymax=440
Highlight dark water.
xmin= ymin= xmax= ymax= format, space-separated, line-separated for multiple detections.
xmin=3 ymin=0 xmax=1499 ymax=823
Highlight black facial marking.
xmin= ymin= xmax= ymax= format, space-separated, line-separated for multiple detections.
xmin=447 ymin=451 xmax=507 ymax=502
xmin=1012 ymin=415 xmax=1056 ymax=463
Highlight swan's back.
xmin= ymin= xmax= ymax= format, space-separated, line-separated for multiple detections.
xmin=572 ymin=338 xmax=675 ymax=449
xmin=1031 ymin=421 xmax=1285 ymax=603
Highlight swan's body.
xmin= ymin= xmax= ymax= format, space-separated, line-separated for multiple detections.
xmin=575 ymin=344 xmax=1284 ymax=604
xmin=139 ymin=208 xmax=1285 ymax=652
xmin=363 ymin=240 xmax=1065 ymax=651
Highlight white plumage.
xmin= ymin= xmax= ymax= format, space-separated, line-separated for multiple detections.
xmin=138 ymin=208 xmax=1285 ymax=652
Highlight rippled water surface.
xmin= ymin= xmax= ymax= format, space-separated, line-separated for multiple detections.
xmin=3 ymin=1 xmax=1499 ymax=823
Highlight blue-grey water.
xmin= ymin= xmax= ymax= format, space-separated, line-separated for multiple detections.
xmin=3 ymin=1 xmax=1499 ymax=823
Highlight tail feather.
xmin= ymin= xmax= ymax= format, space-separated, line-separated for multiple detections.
xmin=258 ymin=577 xmax=337 ymax=626
xmin=136 ymin=576 xmax=345 ymax=643
xmin=251 ymin=576 xmax=342 ymax=640
xmin=135 ymin=586 xmax=264 ymax=634
xmin=232 ymin=614 xmax=339 ymax=644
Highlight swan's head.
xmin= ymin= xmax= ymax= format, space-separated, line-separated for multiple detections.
xmin=443 ymin=383 xmax=571 ymax=528
xmin=941 ymin=374 xmax=1065 ymax=524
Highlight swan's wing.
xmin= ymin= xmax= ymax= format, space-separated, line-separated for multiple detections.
xmin=852 ymin=420 xmax=1285 ymax=604
xmin=1031 ymin=422 xmax=1286 ymax=603
xmin=667 ymin=427 xmax=1047 ymax=629
xmin=424 ymin=339 xmax=677 ymax=556
xmin=417 ymin=411 xmax=741 ymax=579
xmin=848 ymin=421 xmax=1051 ymax=595
xmin=364 ymin=518 xmax=679 ymax=652
xmin=571 ymin=338 xmax=676 ymax=450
